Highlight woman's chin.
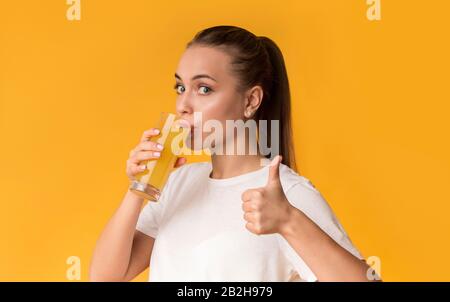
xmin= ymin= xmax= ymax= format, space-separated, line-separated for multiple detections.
xmin=184 ymin=133 xmax=200 ymax=151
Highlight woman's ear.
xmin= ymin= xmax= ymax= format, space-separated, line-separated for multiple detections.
xmin=244 ymin=85 xmax=264 ymax=118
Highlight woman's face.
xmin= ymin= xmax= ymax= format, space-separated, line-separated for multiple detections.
xmin=174 ymin=45 xmax=247 ymax=150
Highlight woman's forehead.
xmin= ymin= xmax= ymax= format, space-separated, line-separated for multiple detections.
xmin=176 ymin=45 xmax=233 ymax=82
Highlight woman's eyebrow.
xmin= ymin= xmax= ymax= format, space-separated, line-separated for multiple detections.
xmin=174 ymin=73 xmax=217 ymax=82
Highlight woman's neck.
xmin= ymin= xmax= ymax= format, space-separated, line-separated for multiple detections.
xmin=208 ymin=124 xmax=269 ymax=179
xmin=210 ymin=153 xmax=267 ymax=179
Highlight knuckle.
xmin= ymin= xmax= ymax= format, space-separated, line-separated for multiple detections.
xmin=139 ymin=141 xmax=149 ymax=150
xmin=254 ymin=212 xmax=262 ymax=222
xmin=253 ymin=190 xmax=263 ymax=198
xmin=141 ymin=130 xmax=151 ymax=140
xmin=138 ymin=151 xmax=150 ymax=159
xmin=254 ymin=224 xmax=263 ymax=234
xmin=243 ymin=212 xmax=251 ymax=221
xmin=149 ymin=141 xmax=158 ymax=148
xmin=241 ymin=193 xmax=247 ymax=201
xmin=143 ymin=128 xmax=159 ymax=137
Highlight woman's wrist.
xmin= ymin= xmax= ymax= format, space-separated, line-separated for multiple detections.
xmin=279 ymin=205 xmax=306 ymax=239
xmin=125 ymin=188 xmax=146 ymax=207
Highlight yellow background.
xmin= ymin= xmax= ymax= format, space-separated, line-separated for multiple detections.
xmin=1 ymin=1 xmax=449 ymax=281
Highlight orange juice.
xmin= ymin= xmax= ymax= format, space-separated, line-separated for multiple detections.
xmin=129 ymin=112 xmax=188 ymax=201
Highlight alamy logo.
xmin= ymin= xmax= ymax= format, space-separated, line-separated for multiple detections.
xmin=366 ymin=256 xmax=382 ymax=280
xmin=166 ymin=112 xmax=280 ymax=162
xmin=366 ymin=0 xmax=381 ymax=21
xmin=66 ymin=256 xmax=81 ymax=280
xmin=66 ymin=0 xmax=81 ymax=21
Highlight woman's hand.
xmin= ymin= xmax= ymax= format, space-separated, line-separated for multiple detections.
xmin=241 ymin=155 xmax=374 ymax=281
xmin=241 ymin=155 xmax=295 ymax=235
xmin=126 ymin=127 xmax=187 ymax=181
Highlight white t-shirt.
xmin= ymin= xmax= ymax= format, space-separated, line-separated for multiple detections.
xmin=136 ymin=161 xmax=364 ymax=282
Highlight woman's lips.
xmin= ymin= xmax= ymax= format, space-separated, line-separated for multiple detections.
xmin=177 ymin=119 xmax=191 ymax=128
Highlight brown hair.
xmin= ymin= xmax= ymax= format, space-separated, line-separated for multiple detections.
xmin=187 ymin=25 xmax=297 ymax=172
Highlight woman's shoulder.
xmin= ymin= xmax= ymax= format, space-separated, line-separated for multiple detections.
xmin=279 ymin=163 xmax=320 ymax=195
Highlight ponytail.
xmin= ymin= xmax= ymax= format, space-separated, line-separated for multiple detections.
xmin=257 ymin=36 xmax=297 ymax=171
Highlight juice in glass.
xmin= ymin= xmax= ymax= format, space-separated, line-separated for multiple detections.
xmin=129 ymin=112 xmax=188 ymax=201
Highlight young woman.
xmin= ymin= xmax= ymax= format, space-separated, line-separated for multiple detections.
xmin=90 ymin=26 xmax=373 ymax=282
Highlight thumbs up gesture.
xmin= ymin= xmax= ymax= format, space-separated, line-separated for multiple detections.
xmin=241 ymin=155 xmax=296 ymax=235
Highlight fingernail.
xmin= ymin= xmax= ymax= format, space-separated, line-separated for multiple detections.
xmin=156 ymin=143 xmax=164 ymax=150
xmin=153 ymin=151 xmax=161 ymax=157
xmin=270 ymin=155 xmax=280 ymax=166
xmin=140 ymin=164 xmax=146 ymax=170
xmin=154 ymin=129 xmax=160 ymax=134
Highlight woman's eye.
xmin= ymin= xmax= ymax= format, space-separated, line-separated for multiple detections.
xmin=174 ymin=84 xmax=185 ymax=94
xmin=198 ymin=86 xmax=212 ymax=95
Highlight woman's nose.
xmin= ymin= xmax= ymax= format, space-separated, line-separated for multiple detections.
xmin=176 ymin=93 xmax=194 ymax=117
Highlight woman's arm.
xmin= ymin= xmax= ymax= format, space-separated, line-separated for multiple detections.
xmin=89 ymin=127 xmax=186 ymax=281
xmin=279 ymin=207 xmax=374 ymax=282
xmin=241 ymin=155 xmax=377 ymax=282
xmin=89 ymin=190 xmax=154 ymax=282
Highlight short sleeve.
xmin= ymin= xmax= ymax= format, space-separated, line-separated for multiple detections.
xmin=135 ymin=182 xmax=171 ymax=238
xmin=279 ymin=179 xmax=365 ymax=282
